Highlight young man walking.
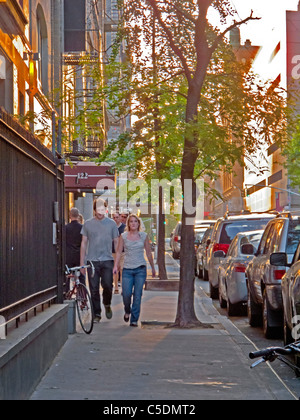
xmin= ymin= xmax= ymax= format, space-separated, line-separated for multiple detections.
xmin=65 ymin=207 xmax=85 ymax=289
xmin=80 ymin=199 xmax=119 ymax=322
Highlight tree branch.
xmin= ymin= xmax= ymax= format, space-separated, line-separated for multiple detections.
xmin=146 ymin=0 xmax=193 ymax=84
xmin=210 ymin=11 xmax=261 ymax=52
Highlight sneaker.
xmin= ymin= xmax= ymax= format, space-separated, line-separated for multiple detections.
xmin=94 ymin=315 xmax=101 ymax=323
xmin=105 ymin=305 xmax=113 ymax=319
xmin=130 ymin=322 xmax=138 ymax=327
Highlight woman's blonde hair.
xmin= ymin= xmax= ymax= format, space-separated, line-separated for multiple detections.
xmin=126 ymin=214 xmax=141 ymax=232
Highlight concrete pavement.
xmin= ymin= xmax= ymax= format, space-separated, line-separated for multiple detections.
xmin=30 ymin=270 xmax=298 ymax=400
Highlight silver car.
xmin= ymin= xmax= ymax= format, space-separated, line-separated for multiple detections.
xmin=196 ymin=226 xmax=214 ymax=280
xmin=217 ymin=231 xmax=264 ymax=316
xmin=207 ymin=212 xmax=276 ymax=299
xmin=171 ymin=220 xmax=216 ymax=260
xmin=246 ymin=213 xmax=300 ymax=339
xmin=281 ymin=241 xmax=300 ymax=345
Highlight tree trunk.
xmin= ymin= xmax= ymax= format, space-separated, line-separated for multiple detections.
xmin=175 ymin=84 xmax=205 ymax=327
xmin=157 ymin=187 xmax=168 ymax=280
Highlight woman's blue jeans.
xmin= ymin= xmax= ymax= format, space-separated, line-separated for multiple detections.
xmin=122 ymin=265 xmax=147 ymax=323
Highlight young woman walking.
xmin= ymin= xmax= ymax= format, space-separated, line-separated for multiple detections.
xmin=113 ymin=214 xmax=156 ymax=327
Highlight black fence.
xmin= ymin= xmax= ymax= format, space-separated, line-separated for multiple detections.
xmin=0 ymin=108 xmax=65 ymax=333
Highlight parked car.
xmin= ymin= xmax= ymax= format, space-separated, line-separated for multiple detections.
xmin=207 ymin=211 xmax=276 ymax=299
xmin=217 ymin=230 xmax=264 ymax=316
xmin=246 ymin=212 xmax=300 ymax=339
xmin=281 ymin=240 xmax=300 ymax=345
xmin=196 ymin=225 xmax=214 ymax=280
xmin=171 ymin=220 xmax=216 ymax=260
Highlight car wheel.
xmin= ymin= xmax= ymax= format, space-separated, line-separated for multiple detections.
xmin=172 ymin=250 xmax=180 ymax=260
xmin=197 ymin=262 xmax=203 ymax=279
xmin=209 ymin=282 xmax=219 ymax=300
xmin=218 ymin=283 xmax=227 ymax=309
xmin=247 ymin=283 xmax=262 ymax=327
xmin=263 ymin=290 xmax=283 ymax=339
xmin=228 ymin=300 xmax=243 ymax=317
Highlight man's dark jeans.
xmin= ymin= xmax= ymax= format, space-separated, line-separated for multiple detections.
xmin=87 ymin=260 xmax=114 ymax=317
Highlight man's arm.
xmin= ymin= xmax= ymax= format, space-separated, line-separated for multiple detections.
xmin=80 ymin=235 xmax=88 ymax=274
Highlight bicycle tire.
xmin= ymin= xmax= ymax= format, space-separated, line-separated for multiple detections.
xmin=75 ymin=283 xmax=94 ymax=334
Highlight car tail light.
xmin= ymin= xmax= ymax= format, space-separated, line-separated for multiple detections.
xmin=233 ymin=264 xmax=246 ymax=273
xmin=274 ymin=270 xmax=286 ymax=281
xmin=213 ymin=243 xmax=230 ymax=255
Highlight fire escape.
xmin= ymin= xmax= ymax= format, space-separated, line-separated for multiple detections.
xmin=62 ymin=0 xmax=109 ymax=159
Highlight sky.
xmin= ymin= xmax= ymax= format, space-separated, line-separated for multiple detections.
xmin=224 ymin=0 xmax=299 ymax=44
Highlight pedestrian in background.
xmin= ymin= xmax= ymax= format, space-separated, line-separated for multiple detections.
xmin=112 ymin=212 xmax=125 ymax=294
xmin=80 ymin=198 xmax=119 ymax=322
xmin=113 ymin=214 xmax=156 ymax=327
xmin=65 ymin=207 xmax=85 ymax=289
xmin=120 ymin=212 xmax=129 ymax=226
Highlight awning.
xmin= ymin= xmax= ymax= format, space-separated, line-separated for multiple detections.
xmin=65 ymin=162 xmax=116 ymax=193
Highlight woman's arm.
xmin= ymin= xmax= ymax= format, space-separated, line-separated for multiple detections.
xmin=144 ymin=235 xmax=156 ymax=278
xmin=113 ymin=236 xmax=124 ymax=274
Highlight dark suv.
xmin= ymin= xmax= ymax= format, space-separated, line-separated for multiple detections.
xmin=246 ymin=213 xmax=300 ymax=339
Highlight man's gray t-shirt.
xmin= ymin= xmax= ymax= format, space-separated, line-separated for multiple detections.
xmin=81 ymin=217 xmax=119 ymax=262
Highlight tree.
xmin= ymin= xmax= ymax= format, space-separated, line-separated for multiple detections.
xmin=115 ymin=0 xmax=288 ymax=327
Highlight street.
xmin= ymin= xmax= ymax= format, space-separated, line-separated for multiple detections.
xmin=197 ymin=277 xmax=300 ymax=399
xmin=167 ymin=249 xmax=300 ymax=399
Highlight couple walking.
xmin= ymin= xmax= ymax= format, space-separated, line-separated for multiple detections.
xmin=80 ymin=199 xmax=156 ymax=326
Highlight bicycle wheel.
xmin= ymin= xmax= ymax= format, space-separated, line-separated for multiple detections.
xmin=75 ymin=283 xmax=94 ymax=334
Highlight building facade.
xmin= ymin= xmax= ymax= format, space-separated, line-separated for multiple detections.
xmin=0 ymin=0 xmax=63 ymax=145
xmin=244 ymin=2 xmax=300 ymax=213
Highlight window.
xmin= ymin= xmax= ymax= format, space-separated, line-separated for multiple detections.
xmin=36 ymin=5 xmax=48 ymax=94
xmin=257 ymin=224 xmax=272 ymax=256
xmin=286 ymin=220 xmax=300 ymax=254
xmin=267 ymin=221 xmax=284 ymax=254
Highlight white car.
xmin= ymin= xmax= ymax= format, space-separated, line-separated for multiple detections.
xmin=217 ymin=230 xmax=264 ymax=316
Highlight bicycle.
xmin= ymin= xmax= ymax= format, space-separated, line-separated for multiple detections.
xmin=65 ymin=263 xmax=95 ymax=334
xmin=249 ymin=341 xmax=300 ymax=377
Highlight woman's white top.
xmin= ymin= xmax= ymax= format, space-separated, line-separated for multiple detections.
xmin=122 ymin=231 xmax=147 ymax=269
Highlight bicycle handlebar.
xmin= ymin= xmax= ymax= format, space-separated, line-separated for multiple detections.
xmin=65 ymin=262 xmax=95 ymax=277
xmin=249 ymin=347 xmax=293 ymax=360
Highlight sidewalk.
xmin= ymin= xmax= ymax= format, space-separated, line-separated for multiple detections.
xmin=30 ymin=257 xmax=297 ymax=401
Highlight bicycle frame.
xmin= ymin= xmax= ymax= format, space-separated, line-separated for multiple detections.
xmin=64 ymin=263 xmax=95 ymax=334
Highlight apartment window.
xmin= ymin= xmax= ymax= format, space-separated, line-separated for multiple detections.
xmin=0 ymin=53 xmax=13 ymax=114
xmin=36 ymin=5 xmax=49 ymax=94
xmin=64 ymin=0 xmax=86 ymax=52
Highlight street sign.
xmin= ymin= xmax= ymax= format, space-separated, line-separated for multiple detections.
xmin=65 ymin=162 xmax=115 ymax=192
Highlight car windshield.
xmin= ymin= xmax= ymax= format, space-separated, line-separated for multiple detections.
xmin=195 ymin=230 xmax=206 ymax=242
xmin=286 ymin=220 xmax=300 ymax=254
xmin=220 ymin=219 xmax=271 ymax=245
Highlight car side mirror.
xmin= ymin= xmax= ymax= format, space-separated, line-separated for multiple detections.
xmin=270 ymin=252 xmax=288 ymax=267
xmin=214 ymin=250 xmax=226 ymax=259
xmin=241 ymin=243 xmax=255 ymax=255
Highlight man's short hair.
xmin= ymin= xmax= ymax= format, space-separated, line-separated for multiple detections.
xmin=93 ymin=198 xmax=108 ymax=212
xmin=70 ymin=207 xmax=80 ymax=218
